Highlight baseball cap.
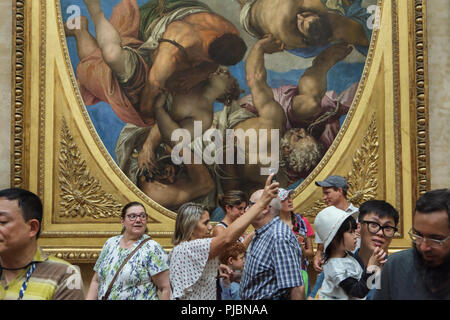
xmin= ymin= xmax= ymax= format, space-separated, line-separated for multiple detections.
xmin=315 ymin=175 xmax=348 ymax=190
xmin=278 ymin=188 xmax=294 ymax=201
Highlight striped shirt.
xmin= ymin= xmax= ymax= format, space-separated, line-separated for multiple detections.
xmin=0 ymin=247 xmax=84 ymax=300
xmin=240 ymin=216 xmax=303 ymax=300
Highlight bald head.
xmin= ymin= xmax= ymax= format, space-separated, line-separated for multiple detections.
xmin=250 ymin=189 xmax=264 ymax=203
xmin=249 ymin=189 xmax=281 ymax=216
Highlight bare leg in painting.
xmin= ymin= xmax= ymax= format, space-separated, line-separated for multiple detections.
xmin=82 ymin=0 xmax=128 ymax=75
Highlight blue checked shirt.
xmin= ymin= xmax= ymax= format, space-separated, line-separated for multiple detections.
xmin=240 ymin=216 xmax=304 ymax=300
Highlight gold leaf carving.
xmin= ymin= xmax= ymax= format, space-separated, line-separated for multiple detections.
xmin=59 ymin=118 xmax=122 ymax=219
xmin=302 ymin=200 xmax=327 ymax=218
xmin=304 ymin=115 xmax=379 ymax=217
xmin=346 ymin=115 xmax=379 ymax=206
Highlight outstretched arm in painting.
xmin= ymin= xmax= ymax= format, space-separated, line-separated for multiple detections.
xmin=138 ymin=124 xmax=162 ymax=172
xmin=245 ymin=35 xmax=286 ymax=125
xmin=138 ymin=93 xmax=214 ymax=208
xmin=291 ymin=43 xmax=353 ymax=124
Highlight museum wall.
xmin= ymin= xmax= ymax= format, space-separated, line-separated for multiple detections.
xmin=0 ymin=0 xmax=448 ymax=295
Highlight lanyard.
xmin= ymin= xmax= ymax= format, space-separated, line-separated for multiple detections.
xmin=18 ymin=263 xmax=36 ymax=300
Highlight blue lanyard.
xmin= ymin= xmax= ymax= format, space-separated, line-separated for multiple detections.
xmin=18 ymin=263 xmax=36 ymax=300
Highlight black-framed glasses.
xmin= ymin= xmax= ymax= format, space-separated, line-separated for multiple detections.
xmin=126 ymin=213 xmax=148 ymax=221
xmin=361 ymin=220 xmax=398 ymax=238
xmin=408 ymin=228 xmax=450 ymax=248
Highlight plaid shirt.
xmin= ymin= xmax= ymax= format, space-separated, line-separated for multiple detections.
xmin=240 ymin=216 xmax=303 ymax=300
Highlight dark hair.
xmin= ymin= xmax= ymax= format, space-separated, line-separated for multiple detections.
xmin=120 ymin=201 xmax=147 ymax=234
xmin=219 ymin=241 xmax=246 ymax=265
xmin=359 ymin=200 xmax=399 ymax=226
xmin=0 ymin=188 xmax=43 ymax=239
xmin=218 ymin=190 xmax=248 ymax=212
xmin=208 ymin=33 xmax=247 ymax=66
xmin=415 ymin=189 xmax=450 ymax=227
xmin=324 ymin=215 xmax=357 ymax=262
xmin=121 ymin=201 xmax=145 ymax=219
xmin=299 ymin=11 xmax=332 ymax=47
xmin=332 ymin=186 xmax=348 ymax=198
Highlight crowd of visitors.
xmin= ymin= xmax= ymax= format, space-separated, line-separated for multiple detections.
xmin=1 ymin=177 xmax=449 ymax=300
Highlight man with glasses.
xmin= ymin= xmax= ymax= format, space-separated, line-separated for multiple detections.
xmin=374 ymin=189 xmax=450 ymax=299
xmin=309 ymin=199 xmax=399 ymax=299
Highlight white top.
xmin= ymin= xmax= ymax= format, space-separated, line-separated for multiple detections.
xmin=315 ymin=203 xmax=359 ymax=244
xmin=169 ymin=238 xmax=219 ymax=300
xmin=318 ymin=254 xmax=364 ymax=300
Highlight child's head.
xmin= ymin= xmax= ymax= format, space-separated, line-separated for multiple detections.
xmin=219 ymin=242 xmax=246 ymax=270
xmin=314 ymin=206 xmax=358 ymax=261
xmin=324 ymin=215 xmax=358 ymax=261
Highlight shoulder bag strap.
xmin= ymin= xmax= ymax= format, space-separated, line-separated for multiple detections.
xmin=101 ymin=237 xmax=152 ymax=300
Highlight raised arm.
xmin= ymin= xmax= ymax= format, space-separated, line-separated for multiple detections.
xmin=291 ymin=43 xmax=353 ymax=124
xmin=245 ymin=35 xmax=286 ymax=123
xmin=138 ymin=42 xmax=181 ymax=120
xmin=138 ymin=93 xmax=214 ymax=208
xmin=208 ymin=174 xmax=279 ymax=260
xmin=138 ymin=124 xmax=162 ymax=171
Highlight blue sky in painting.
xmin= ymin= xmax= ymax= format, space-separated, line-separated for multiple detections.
xmin=60 ymin=0 xmax=364 ymax=162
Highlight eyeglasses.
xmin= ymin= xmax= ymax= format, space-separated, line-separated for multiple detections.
xmin=408 ymin=228 xmax=450 ymax=248
xmin=361 ymin=220 xmax=398 ymax=238
xmin=126 ymin=213 xmax=148 ymax=221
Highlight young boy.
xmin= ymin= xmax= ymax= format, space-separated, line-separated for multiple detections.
xmin=218 ymin=242 xmax=246 ymax=300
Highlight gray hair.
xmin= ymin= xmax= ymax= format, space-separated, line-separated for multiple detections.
xmin=250 ymin=189 xmax=281 ymax=216
xmin=280 ymin=130 xmax=324 ymax=175
xmin=172 ymin=202 xmax=208 ymax=245
xmin=269 ymin=198 xmax=282 ymax=216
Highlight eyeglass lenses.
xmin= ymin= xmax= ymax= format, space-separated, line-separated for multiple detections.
xmin=367 ymin=222 xmax=396 ymax=237
xmin=409 ymin=231 xmax=443 ymax=247
xmin=127 ymin=214 xmax=147 ymax=221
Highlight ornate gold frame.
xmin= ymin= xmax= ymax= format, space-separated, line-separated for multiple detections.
xmin=11 ymin=0 xmax=429 ymax=262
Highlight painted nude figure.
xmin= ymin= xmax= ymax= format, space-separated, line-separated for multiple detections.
xmin=238 ymin=0 xmax=371 ymax=57
xmin=66 ymin=0 xmax=247 ymax=127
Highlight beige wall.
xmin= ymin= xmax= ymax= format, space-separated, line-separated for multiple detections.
xmin=427 ymin=0 xmax=450 ymax=189
xmin=0 ymin=0 xmax=447 ymax=296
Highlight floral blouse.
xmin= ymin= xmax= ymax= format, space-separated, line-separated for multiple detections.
xmin=94 ymin=235 xmax=168 ymax=300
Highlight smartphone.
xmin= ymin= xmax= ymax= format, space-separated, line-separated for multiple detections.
xmin=268 ymin=168 xmax=277 ymax=182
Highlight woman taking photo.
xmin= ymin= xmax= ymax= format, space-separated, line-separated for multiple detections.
xmin=169 ymin=174 xmax=279 ymax=300
xmin=86 ymin=202 xmax=170 ymax=300
xmin=212 ymin=190 xmax=247 ymax=239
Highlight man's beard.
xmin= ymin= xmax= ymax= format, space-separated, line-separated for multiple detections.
xmin=413 ymin=245 xmax=450 ymax=296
